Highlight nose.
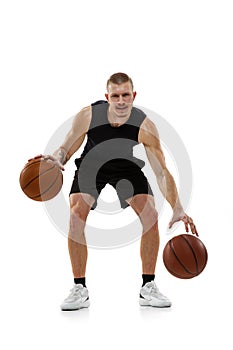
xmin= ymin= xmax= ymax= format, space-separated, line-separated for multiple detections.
xmin=118 ymin=95 xmax=124 ymax=104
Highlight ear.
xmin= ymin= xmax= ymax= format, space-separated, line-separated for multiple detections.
xmin=133 ymin=91 xmax=137 ymax=100
xmin=105 ymin=93 xmax=109 ymax=101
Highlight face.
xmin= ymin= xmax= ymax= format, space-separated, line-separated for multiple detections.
xmin=105 ymin=81 xmax=137 ymax=118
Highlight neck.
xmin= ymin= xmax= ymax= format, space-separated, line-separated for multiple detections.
xmin=107 ymin=107 xmax=132 ymax=126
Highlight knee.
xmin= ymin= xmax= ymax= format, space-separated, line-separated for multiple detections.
xmin=128 ymin=194 xmax=158 ymax=231
xmin=69 ymin=196 xmax=92 ymax=234
xmin=70 ymin=204 xmax=85 ymax=225
xmin=139 ymin=199 xmax=158 ymax=231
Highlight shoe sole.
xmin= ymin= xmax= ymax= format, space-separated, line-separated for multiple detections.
xmin=139 ymin=298 xmax=171 ymax=308
xmin=61 ymin=300 xmax=90 ymax=311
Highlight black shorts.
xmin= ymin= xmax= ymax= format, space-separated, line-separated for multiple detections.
xmin=69 ymin=159 xmax=153 ymax=210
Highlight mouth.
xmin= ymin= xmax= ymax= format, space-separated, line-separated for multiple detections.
xmin=116 ymin=105 xmax=128 ymax=111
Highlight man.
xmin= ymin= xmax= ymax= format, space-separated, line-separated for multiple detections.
xmin=41 ymin=72 xmax=198 ymax=310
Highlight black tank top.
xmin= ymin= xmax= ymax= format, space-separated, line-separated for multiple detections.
xmin=75 ymin=101 xmax=147 ymax=172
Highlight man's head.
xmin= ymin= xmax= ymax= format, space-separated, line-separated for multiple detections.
xmin=106 ymin=72 xmax=134 ymax=91
xmin=105 ymin=73 xmax=137 ymax=118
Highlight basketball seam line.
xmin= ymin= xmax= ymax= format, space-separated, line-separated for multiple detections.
xmin=163 ymin=265 xmax=191 ymax=279
xmin=30 ymin=168 xmax=61 ymax=199
xmin=22 ymin=164 xmax=56 ymax=190
xmin=169 ymin=239 xmax=196 ymax=276
xmin=181 ymin=235 xmax=199 ymax=274
xmin=23 ymin=159 xmax=42 ymax=169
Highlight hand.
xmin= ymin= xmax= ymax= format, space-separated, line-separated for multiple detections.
xmin=43 ymin=154 xmax=65 ymax=171
xmin=169 ymin=209 xmax=198 ymax=236
xmin=28 ymin=154 xmax=65 ymax=171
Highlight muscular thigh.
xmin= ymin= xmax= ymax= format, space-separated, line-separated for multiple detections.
xmin=126 ymin=194 xmax=158 ymax=230
xmin=126 ymin=194 xmax=155 ymax=215
xmin=70 ymin=193 xmax=95 ymax=218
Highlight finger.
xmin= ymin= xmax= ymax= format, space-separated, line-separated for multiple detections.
xmin=187 ymin=216 xmax=199 ymax=236
xmin=190 ymin=223 xmax=199 ymax=236
xmin=181 ymin=216 xmax=188 ymax=231
xmin=28 ymin=154 xmax=43 ymax=161
xmin=52 ymin=159 xmax=65 ymax=171
xmin=168 ymin=218 xmax=179 ymax=229
xmin=34 ymin=154 xmax=43 ymax=159
xmin=56 ymin=161 xmax=65 ymax=171
xmin=43 ymin=155 xmax=54 ymax=161
xmin=54 ymin=160 xmax=65 ymax=171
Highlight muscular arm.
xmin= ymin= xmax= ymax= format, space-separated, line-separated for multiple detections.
xmin=53 ymin=106 xmax=91 ymax=165
xmin=138 ymin=117 xmax=182 ymax=211
xmin=138 ymin=117 xmax=198 ymax=235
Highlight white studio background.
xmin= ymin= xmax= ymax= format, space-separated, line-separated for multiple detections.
xmin=1 ymin=1 xmax=232 ymax=349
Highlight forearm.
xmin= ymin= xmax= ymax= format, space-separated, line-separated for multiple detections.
xmin=53 ymin=147 xmax=69 ymax=165
xmin=53 ymin=132 xmax=86 ymax=166
xmin=157 ymin=168 xmax=183 ymax=211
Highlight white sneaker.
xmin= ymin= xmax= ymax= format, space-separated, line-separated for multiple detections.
xmin=60 ymin=284 xmax=90 ymax=311
xmin=139 ymin=281 xmax=172 ymax=308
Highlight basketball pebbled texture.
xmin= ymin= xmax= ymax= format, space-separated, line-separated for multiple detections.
xmin=19 ymin=158 xmax=63 ymax=201
xmin=163 ymin=234 xmax=208 ymax=279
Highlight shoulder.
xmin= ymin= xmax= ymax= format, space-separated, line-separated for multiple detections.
xmin=72 ymin=105 xmax=92 ymax=133
xmin=138 ymin=117 xmax=160 ymax=146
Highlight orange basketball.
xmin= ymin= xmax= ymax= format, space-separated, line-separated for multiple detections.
xmin=19 ymin=158 xmax=63 ymax=201
xmin=163 ymin=234 xmax=208 ymax=279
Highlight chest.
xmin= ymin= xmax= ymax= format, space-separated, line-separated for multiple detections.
xmin=87 ymin=123 xmax=139 ymax=144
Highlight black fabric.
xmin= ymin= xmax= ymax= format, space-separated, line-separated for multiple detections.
xmin=74 ymin=277 xmax=86 ymax=287
xmin=91 ymin=100 xmax=108 ymax=106
xmin=142 ymin=274 xmax=155 ymax=286
xmin=70 ymin=102 xmax=154 ymax=210
xmin=70 ymin=159 xmax=153 ymax=210
xmin=75 ymin=102 xmax=147 ymax=168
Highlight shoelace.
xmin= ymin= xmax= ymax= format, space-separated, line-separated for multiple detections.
xmin=67 ymin=285 xmax=83 ymax=299
xmin=146 ymin=282 xmax=168 ymax=300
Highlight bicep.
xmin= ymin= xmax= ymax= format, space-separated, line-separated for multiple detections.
xmin=139 ymin=119 xmax=166 ymax=170
xmin=61 ymin=106 xmax=91 ymax=154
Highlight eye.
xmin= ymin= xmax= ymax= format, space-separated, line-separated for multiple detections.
xmin=123 ymin=93 xmax=130 ymax=97
xmin=111 ymin=94 xmax=119 ymax=98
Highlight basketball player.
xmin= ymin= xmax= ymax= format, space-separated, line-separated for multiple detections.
xmin=39 ymin=73 xmax=198 ymax=310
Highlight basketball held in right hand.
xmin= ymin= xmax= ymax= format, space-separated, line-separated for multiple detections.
xmin=28 ymin=154 xmax=65 ymax=171
xmin=43 ymin=154 xmax=65 ymax=171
